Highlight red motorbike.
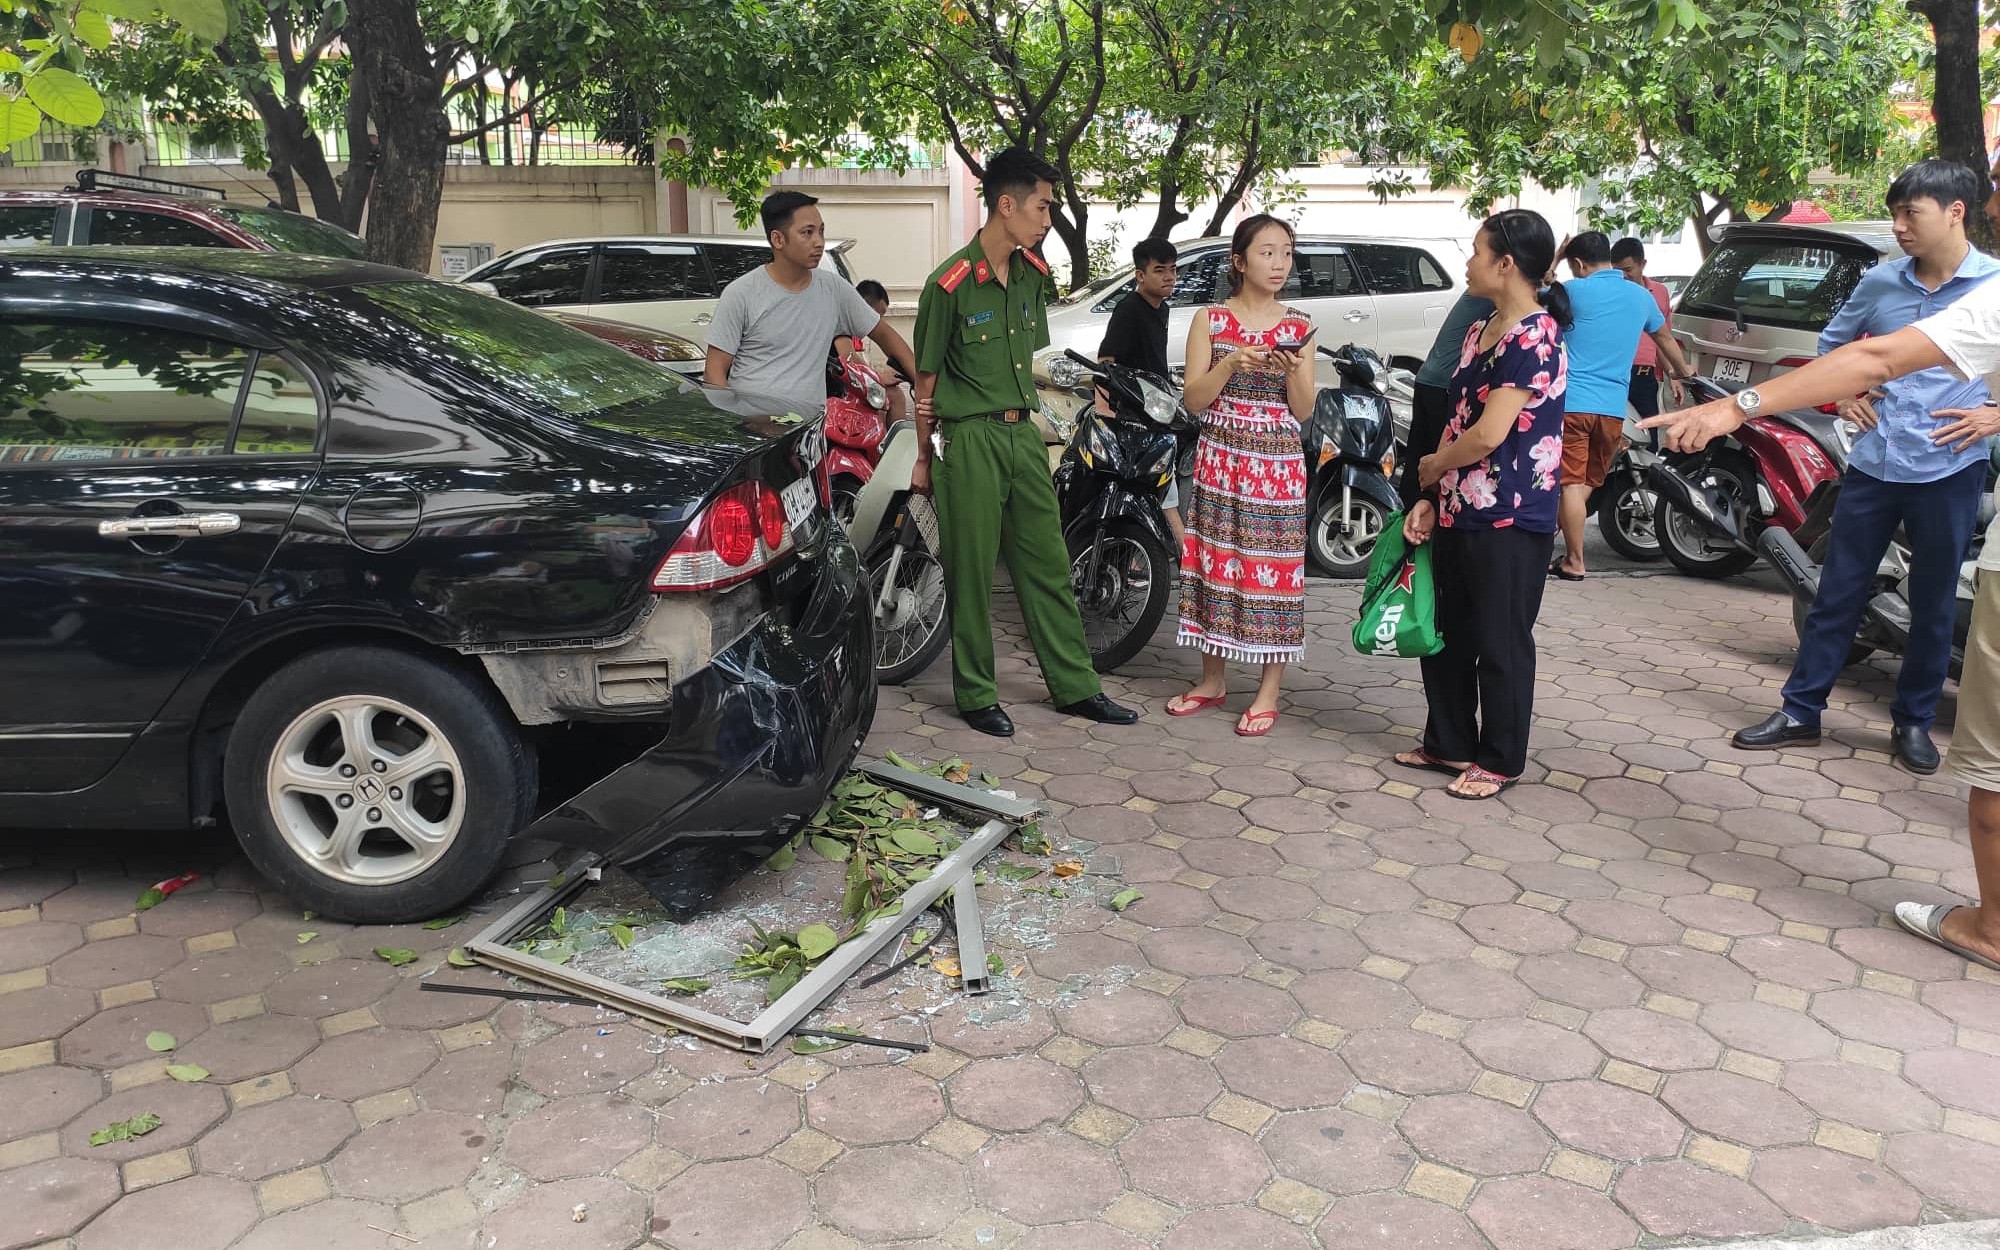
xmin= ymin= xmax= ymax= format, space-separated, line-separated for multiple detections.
xmin=1645 ymin=378 xmax=1848 ymax=579
xmin=823 ymin=351 xmax=893 ymax=527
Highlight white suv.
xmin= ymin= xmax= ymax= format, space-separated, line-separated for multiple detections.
xmin=1037 ymin=234 xmax=1466 ymax=382
xmin=462 ymin=234 xmax=856 ymax=343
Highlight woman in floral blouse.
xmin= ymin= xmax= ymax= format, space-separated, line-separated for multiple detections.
xmin=1395 ymin=209 xmax=1571 ymax=799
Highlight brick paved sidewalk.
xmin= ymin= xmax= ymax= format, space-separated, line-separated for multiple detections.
xmin=6 ymin=568 xmax=2000 ymax=1250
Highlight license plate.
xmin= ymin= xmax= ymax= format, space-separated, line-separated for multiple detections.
xmin=782 ymin=475 xmax=818 ymax=532
xmin=1713 ymin=356 xmax=1751 ymax=385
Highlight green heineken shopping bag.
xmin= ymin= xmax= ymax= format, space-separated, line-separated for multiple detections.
xmin=1350 ymin=512 xmax=1444 ymax=659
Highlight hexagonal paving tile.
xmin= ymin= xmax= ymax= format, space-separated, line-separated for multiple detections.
xmin=1905 ymin=1047 xmax=2000 ymax=1118
xmin=48 ymin=933 xmax=186 ymax=989
xmin=1580 ymin=1007 xmax=1720 ymax=1071
xmin=135 ymin=890 xmax=262 ymax=940
xmin=0 ymin=984 xmax=97 ymax=1051
xmin=1753 ymin=1145 xmax=1923 ymax=1231
xmin=817 ymin=1143 xmax=970 ymax=1242
xmin=1729 ymin=935 xmax=1858 ymax=992
xmin=1120 ymin=1117 xmax=1272 ymax=1206
xmin=1659 ymin=1070 xmax=1813 ymax=1148
xmin=1137 ymin=927 xmax=1256 ymax=978
xmin=1161 ymin=1206 xmax=1314 ymax=1250
xmin=1208 ymin=875 xmax=1321 ymax=921
xmin=806 ymin=1063 xmax=946 ymax=1145
xmin=1627 ymin=946 xmax=1754 ymax=1003
xmin=1291 ymin=969 xmax=1420 ymax=1029
xmin=1457 ymin=903 xmax=1577 ymax=955
xmin=262 ymin=958 xmax=399 ymax=1018
xmin=514 ymin=1024 xmax=658 ymax=1097
xmin=1 ymin=1065 xmax=102 ymax=1140
xmin=1783 ymin=1060 xmax=1942 ymax=1134
xmin=1461 ymin=1017 xmax=1604 ymax=1082
xmin=59 ymin=1000 xmax=212 ymax=1070
xmin=1083 ymin=1045 xmax=1222 ymax=1118
xmin=1404 ymin=960 xmax=1535 ymax=1020
xmin=1317 ymin=1192 xmax=1488 ymax=1250
xmin=0 ymin=1156 xmax=121 ymax=1248
xmin=1532 ymin=1080 xmax=1686 ymax=1161
xmin=60 ymin=1079 xmax=225 ymax=1162
xmin=1356 ymin=913 xmax=1474 ymax=965
xmin=1261 ymin=1106 xmax=1415 ymax=1195
xmin=503 ymin=1092 xmax=652 ymax=1180
xmin=292 ymin=1027 xmax=439 ymax=1101
xmin=949 ymin=1056 xmax=1084 ymax=1132
xmin=153 ymin=946 xmax=292 ymax=1006
xmin=1055 ymin=988 xmax=1181 ymax=1047
xmin=1884 ymin=1131 xmax=2000 ymax=1217
xmin=1123 ymin=882 xmax=1219 ymax=929
xmin=1699 ymin=998 xmax=1839 ymax=1061
xmin=230 ymin=1197 xmax=402 ymax=1250
xmin=929 ymin=999 xmax=1059 ymax=1058
xmin=195 ymin=1095 xmax=358 ymax=1180
xmin=173 ymin=1014 xmax=322 ymax=1083
xmin=970 ymin=1130 xmax=1126 ymax=1225
xmin=655 ymin=1158 xmax=810 ymax=1250
xmin=1400 ymin=1091 xmax=1552 ymax=1176
xmin=327 ymin=1110 xmax=488 ymax=1202
xmin=1176 ymin=977 xmax=1299 ymax=1037
xmin=1517 ymin=952 xmax=1644 ymax=1010
xmin=1340 ymin=1029 xmax=1475 ymax=1096
xmin=652 ymin=1076 xmax=800 ymax=1160
xmin=73 ymin=1174 xmax=258 ymax=1250
xmin=1615 ymin=1160 xmax=1788 ymax=1238
xmin=1809 ymin=987 xmax=1955 ymax=1051
xmin=1468 ymin=1175 xmax=1639 ymax=1250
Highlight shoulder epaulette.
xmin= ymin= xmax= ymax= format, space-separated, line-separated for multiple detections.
xmin=1021 ymin=249 xmax=1050 ymax=276
xmin=938 ymin=258 xmax=973 ymax=293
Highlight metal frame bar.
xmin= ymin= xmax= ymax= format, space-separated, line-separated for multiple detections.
xmin=465 ymin=772 xmax=1032 ymax=1052
xmin=952 ymin=877 xmax=990 ymax=996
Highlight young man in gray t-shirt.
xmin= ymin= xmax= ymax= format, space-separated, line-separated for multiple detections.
xmin=703 ymin=191 xmax=919 ymax=414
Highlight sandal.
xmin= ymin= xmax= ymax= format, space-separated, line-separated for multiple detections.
xmin=1167 ymin=692 xmax=1228 ymax=718
xmin=1395 ymin=748 xmax=1470 ymax=777
xmin=1235 ymin=708 xmax=1280 ymax=737
xmin=1547 ymin=559 xmax=1585 ymax=582
xmin=1894 ymin=902 xmax=2000 ymax=973
xmin=1448 ymin=765 xmax=1518 ymax=800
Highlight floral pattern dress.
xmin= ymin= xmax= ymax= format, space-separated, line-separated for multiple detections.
xmin=1177 ymin=306 xmax=1311 ymax=663
xmin=1438 ymin=312 xmax=1568 ymax=532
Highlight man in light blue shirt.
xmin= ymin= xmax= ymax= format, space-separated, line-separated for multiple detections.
xmin=1734 ymin=159 xmax=2000 ymax=774
xmin=1554 ymin=232 xmax=1696 ymax=578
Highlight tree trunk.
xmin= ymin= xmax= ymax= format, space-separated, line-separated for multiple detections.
xmin=1202 ymin=102 xmax=1265 ymax=237
xmin=472 ymin=89 xmax=490 ymax=165
xmin=1049 ymin=204 xmax=1090 ymax=290
xmin=1911 ymin=0 xmax=1994 ymax=247
xmin=349 ymin=0 xmax=449 ymax=271
xmin=528 ymin=106 xmax=542 ymax=167
xmin=266 ymin=161 xmax=300 ymax=212
xmin=1147 ymin=116 xmax=1197 ymax=239
xmin=338 ymin=56 xmax=377 ymax=230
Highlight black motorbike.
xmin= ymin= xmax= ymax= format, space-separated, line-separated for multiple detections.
xmin=1050 ymin=349 xmax=1198 ymax=672
xmin=1303 ymin=344 xmax=1401 ymax=578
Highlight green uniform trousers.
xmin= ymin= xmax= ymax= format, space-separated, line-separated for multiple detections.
xmin=933 ymin=416 xmax=1102 ymax=711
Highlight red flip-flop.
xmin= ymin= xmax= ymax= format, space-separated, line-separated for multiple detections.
xmin=1448 ymin=765 xmax=1518 ymax=800
xmin=1166 ymin=693 xmax=1227 ymax=717
xmin=1236 ymin=709 xmax=1280 ymax=737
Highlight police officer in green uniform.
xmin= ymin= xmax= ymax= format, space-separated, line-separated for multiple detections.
xmin=911 ymin=148 xmax=1138 ymax=738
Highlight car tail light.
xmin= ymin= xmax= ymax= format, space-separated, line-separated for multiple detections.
xmin=1775 ymin=357 xmax=1842 ymax=414
xmin=651 ymin=481 xmax=794 ymax=592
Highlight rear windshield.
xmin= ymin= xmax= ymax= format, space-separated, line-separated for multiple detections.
xmin=1678 ymin=236 xmax=1877 ymax=332
xmin=214 ymin=205 xmax=368 ymax=260
xmin=360 ymin=279 xmax=681 ymax=416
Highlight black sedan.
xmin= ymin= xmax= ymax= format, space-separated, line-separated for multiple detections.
xmin=0 ymin=249 xmax=874 ymax=922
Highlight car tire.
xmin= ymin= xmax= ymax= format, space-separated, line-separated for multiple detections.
xmin=222 ymin=646 xmax=536 ymax=924
xmin=1656 ymin=454 xmax=1761 ymax=580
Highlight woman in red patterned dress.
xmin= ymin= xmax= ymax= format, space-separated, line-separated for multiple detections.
xmin=1165 ymin=215 xmax=1317 ymax=737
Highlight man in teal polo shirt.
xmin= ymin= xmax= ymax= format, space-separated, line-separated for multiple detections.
xmin=911 ymin=147 xmax=1138 ymax=738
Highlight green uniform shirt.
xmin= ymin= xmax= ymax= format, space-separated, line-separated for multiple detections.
xmin=915 ymin=235 xmax=1051 ymax=419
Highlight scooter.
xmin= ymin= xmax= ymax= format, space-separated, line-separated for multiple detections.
xmin=843 ymin=421 xmax=951 ymax=685
xmin=1646 ymin=378 xmax=1847 ymax=579
xmin=823 ymin=354 xmax=892 ymax=527
xmin=1049 ymin=349 xmax=1197 ymax=673
xmin=1758 ymin=447 xmax=1995 ymax=680
xmin=1303 ymin=344 xmax=1401 ymax=579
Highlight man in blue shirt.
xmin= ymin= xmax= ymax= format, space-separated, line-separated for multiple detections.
xmin=1553 ymin=232 xmax=1696 ymax=578
xmin=1735 ymin=160 xmax=2000 ymax=773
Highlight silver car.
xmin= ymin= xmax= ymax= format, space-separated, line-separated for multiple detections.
xmin=1672 ymin=222 xmax=1897 ymax=387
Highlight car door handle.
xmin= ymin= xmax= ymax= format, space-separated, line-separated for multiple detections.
xmin=98 ymin=512 xmax=241 ymax=540
xmin=1344 ymin=310 xmax=1371 ymax=322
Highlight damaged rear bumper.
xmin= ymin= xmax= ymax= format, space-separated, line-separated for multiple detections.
xmin=520 ymin=536 xmax=877 ymax=913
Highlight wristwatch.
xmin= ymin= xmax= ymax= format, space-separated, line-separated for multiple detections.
xmin=1733 ymin=387 xmax=1762 ymax=418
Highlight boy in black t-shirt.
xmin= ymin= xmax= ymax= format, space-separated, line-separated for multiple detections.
xmin=1096 ymin=237 xmax=1182 ymax=544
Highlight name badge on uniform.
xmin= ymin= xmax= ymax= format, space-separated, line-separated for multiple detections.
xmin=966 ymin=311 xmax=995 ymax=326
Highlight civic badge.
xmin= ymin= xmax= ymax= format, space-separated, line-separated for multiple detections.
xmin=1723 ymin=325 xmax=1746 ymax=343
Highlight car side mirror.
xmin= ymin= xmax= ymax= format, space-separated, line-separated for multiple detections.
xmin=464 ymin=281 xmax=501 ymax=298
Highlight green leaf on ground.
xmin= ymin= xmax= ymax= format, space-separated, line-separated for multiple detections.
xmin=549 ymin=907 xmax=568 ymax=936
xmin=420 ymin=914 xmax=465 ymax=930
xmin=791 ymin=1033 xmax=851 ymax=1054
xmin=295 ymin=931 xmax=317 ymax=945
xmin=446 ymin=948 xmax=475 ymax=968
xmin=144 ymin=1031 xmax=176 ymax=1052
xmin=986 ymin=954 xmax=1005 ymax=975
xmin=374 ymin=947 xmax=418 ymax=966
xmin=24 ymin=68 xmax=103 ymax=127
xmin=89 ymin=1111 xmax=162 ymax=1146
xmin=1015 ymin=824 xmax=1052 ymax=856
xmin=611 ymin=923 xmax=636 ymax=950
xmin=796 ymin=923 xmax=839 ymax=961
xmin=165 ymin=1064 xmax=208 ymax=1083
xmin=765 ymin=960 xmax=803 ymax=1002
xmin=134 ymin=887 xmax=166 ymax=912
xmin=811 ymin=835 xmax=850 ymax=862
xmin=301 ymin=911 xmax=315 ymax=921
xmin=1109 ymin=888 xmax=1144 ymax=912
xmin=766 ymin=840 xmax=797 ymax=872
xmin=992 ymin=863 xmax=1040 ymax=882
xmin=890 ymin=827 xmax=939 ymax=856
xmin=663 ymin=978 xmax=710 ymax=995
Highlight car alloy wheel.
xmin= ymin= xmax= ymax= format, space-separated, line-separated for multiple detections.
xmin=266 ymin=695 xmax=466 ymax=887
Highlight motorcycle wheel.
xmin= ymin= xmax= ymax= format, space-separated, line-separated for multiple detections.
xmin=868 ymin=501 xmax=951 ymax=686
xmin=1793 ymin=534 xmax=1878 ymax=669
xmin=1306 ymin=491 xmax=1388 ymax=579
xmin=1598 ymin=474 xmax=1663 ymax=561
xmin=1656 ymin=454 xmax=1761 ymax=580
xmin=1069 ymin=518 xmax=1174 ymax=673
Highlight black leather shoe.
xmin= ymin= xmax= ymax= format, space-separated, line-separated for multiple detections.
xmin=1057 ymin=693 xmax=1139 ymax=725
xmin=1732 ymin=711 xmax=1821 ymax=751
xmin=961 ymin=706 xmax=1015 ymax=738
xmin=1894 ymin=725 xmax=1941 ymax=775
